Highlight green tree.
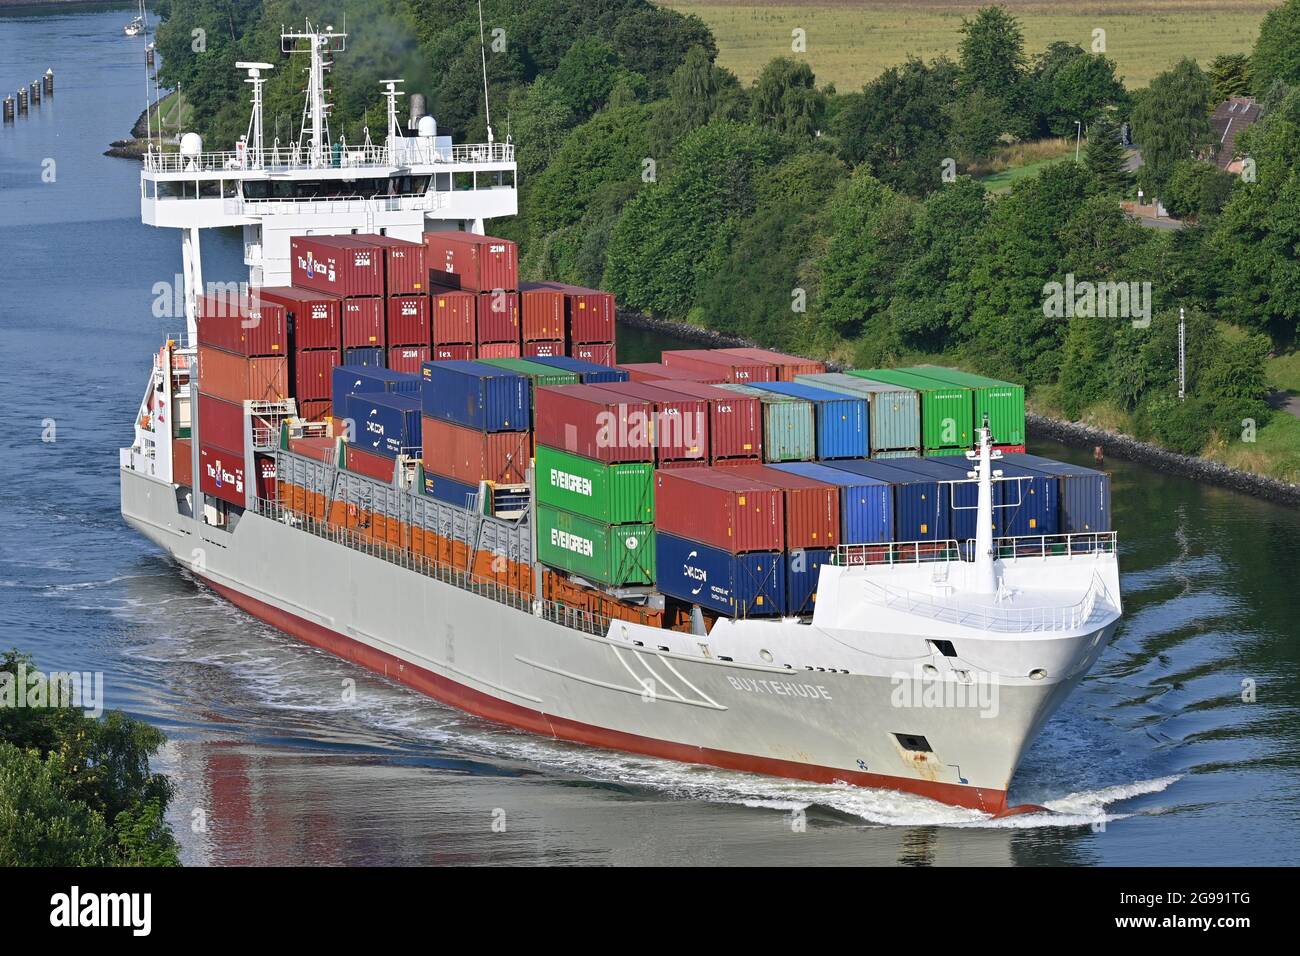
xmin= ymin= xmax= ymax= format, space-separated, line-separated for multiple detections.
xmin=508 ymin=77 xmax=575 ymax=179
xmin=1252 ymin=0 xmax=1300 ymax=93
xmin=944 ymin=88 xmax=1005 ymax=165
xmin=1163 ymin=159 xmax=1235 ymax=220
xmin=1131 ymin=58 xmax=1213 ymax=195
xmin=749 ymin=58 xmax=826 ymax=138
xmin=1209 ymin=52 xmax=1253 ymax=101
xmin=1036 ymin=51 xmax=1128 ymax=137
xmin=958 ymin=5 xmax=1026 ymax=95
xmin=833 ymin=57 xmax=959 ymax=196
xmin=1085 ymin=114 xmax=1131 ymax=195
xmin=648 ymin=46 xmax=746 ymax=159
xmin=551 ymin=38 xmax=622 ymax=119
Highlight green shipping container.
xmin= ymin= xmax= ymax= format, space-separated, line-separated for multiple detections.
xmin=901 ymin=366 xmax=1027 ymax=446
xmin=534 ymin=444 xmax=654 ymax=525
xmin=795 ymin=372 xmax=921 ymax=452
xmin=536 ymin=505 xmax=655 ymax=586
xmin=477 ymin=357 xmax=580 ymax=388
xmin=718 ymin=383 xmax=816 ymax=462
xmin=849 ymin=369 xmax=974 ymax=453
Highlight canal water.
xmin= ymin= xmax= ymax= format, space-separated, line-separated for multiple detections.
xmin=2 ymin=4 xmax=1297 ymax=865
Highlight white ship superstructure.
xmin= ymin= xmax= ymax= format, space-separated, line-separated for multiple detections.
xmin=120 ymin=23 xmax=1122 ymax=816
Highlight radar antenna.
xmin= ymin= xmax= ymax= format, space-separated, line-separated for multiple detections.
xmin=282 ymin=21 xmax=347 ymax=168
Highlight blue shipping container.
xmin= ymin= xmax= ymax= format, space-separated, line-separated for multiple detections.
xmin=786 ymin=548 xmax=832 ymax=616
xmin=528 ymin=355 xmax=630 ymax=384
xmin=876 ymin=457 xmax=974 ymax=541
xmin=420 ymin=360 xmax=531 ymax=432
xmin=331 ymin=365 xmax=422 ymax=418
xmin=751 ymin=381 xmax=869 ymax=459
xmin=770 ymin=461 xmax=893 ymax=544
xmin=655 ymin=533 xmax=785 ymax=617
xmin=1001 ymin=454 xmax=1111 ymax=532
xmin=343 ymin=347 xmax=386 ymax=368
xmin=824 ymin=459 xmax=950 ymax=542
xmin=889 ymin=454 xmax=1060 ymax=540
xmin=423 ymin=472 xmax=482 ymax=509
xmin=346 ymin=392 xmax=423 ymax=458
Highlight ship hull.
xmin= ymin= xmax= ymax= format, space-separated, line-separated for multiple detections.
xmin=121 ymin=467 xmax=1116 ymax=816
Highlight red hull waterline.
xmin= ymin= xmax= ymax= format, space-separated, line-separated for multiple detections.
xmin=199 ymin=573 xmax=1022 ymax=817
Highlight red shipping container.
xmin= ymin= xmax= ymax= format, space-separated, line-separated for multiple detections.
xmin=387 ymin=294 xmax=430 ymax=346
xmin=724 ymin=464 xmax=840 ymax=549
xmin=344 ymin=443 xmax=397 ymax=483
xmin=588 ymin=381 xmax=708 ymax=463
xmin=199 ymin=443 xmax=247 ymax=508
xmin=518 ymin=281 xmax=566 ymax=342
xmin=556 ymin=282 xmax=616 ymax=343
xmin=650 ymin=380 xmax=762 ymax=462
xmin=431 ymin=287 xmax=476 ymax=344
xmin=295 ymin=349 xmax=342 ymax=401
xmin=477 ymin=341 xmax=521 ymax=359
xmin=254 ymin=453 xmax=277 ymax=501
xmin=653 ymin=459 xmax=709 ymax=471
xmin=297 ymin=399 xmax=333 ymax=423
xmin=718 ymin=347 xmax=827 ymax=382
xmin=662 ymin=349 xmax=777 ymax=383
xmin=198 ymin=290 xmax=289 ymax=357
xmin=197 ymin=392 xmax=245 ymax=454
xmin=290 ymin=235 xmax=385 ymax=297
xmin=388 ymin=345 xmax=431 ymax=375
xmin=476 ymin=290 xmax=520 ymax=344
xmin=654 ymin=468 xmax=785 ymax=553
xmin=356 ymin=235 xmax=428 ymax=295
xmin=172 ymin=438 xmax=193 ymax=487
xmin=618 ymin=362 xmax=724 ymax=385
xmin=342 ymin=297 xmax=385 ymax=348
xmin=288 ymin=435 xmax=337 ymax=461
xmin=573 ymin=342 xmax=616 ymax=367
xmin=254 ymin=286 xmax=341 ymax=351
xmin=534 ymin=385 xmax=654 ymax=463
xmin=432 ymin=343 xmax=475 ymax=361
xmin=422 ymin=231 xmax=518 ymax=293
xmin=421 ymin=417 xmax=530 ymax=484
xmin=197 ymin=346 xmax=289 ymax=403
xmin=523 ymin=340 xmax=565 ymax=358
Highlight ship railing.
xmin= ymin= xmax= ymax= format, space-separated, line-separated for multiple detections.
xmin=833 ymin=531 xmax=1116 ymax=568
xmin=145 ymin=141 xmax=514 ymax=174
xmin=224 ymin=194 xmax=440 ymax=217
xmin=250 ymin=497 xmax=612 ymax=638
xmin=860 ymin=572 xmax=1115 ymax=634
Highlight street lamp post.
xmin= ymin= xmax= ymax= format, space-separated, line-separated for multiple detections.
xmin=1075 ymin=120 xmax=1082 ymax=161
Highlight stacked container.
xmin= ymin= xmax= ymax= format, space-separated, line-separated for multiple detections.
xmin=345 ymin=392 xmax=423 ymax=460
xmin=420 ymin=360 xmax=531 ymax=491
xmin=1001 ymin=454 xmax=1111 ymax=533
xmin=824 ymin=459 xmax=950 ymax=542
xmin=653 ymin=468 xmax=786 ymax=616
xmin=618 ymin=362 xmax=724 ymax=385
xmin=290 ymin=235 xmax=386 ymax=362
xmin=528 ymin=356 xmax=629 ymax=385
xmin=588 ymin=381 xmax=709 ymax=465
xmin=647 ymin=381 xmax=762 ymax=463
xmin=431 ymin=287 xmax=476 ymax=357
xmin=795 ymin=372 xmax=921 ymax=457
xmin=519 ymin=281 xmax=566 ymax=357
xmin=849 ymin=369 xmax=973 ymax=456
xmin=901 ymin=365 xmax=1027 ymax=449
xmin=532 ymin=387 xmax=656 ymax=587
xmin=718 ymin=347 xmax=826 ymax=382
xmin=423 ymin=231 xmax=522 ymax=358
xmin=521 ymin=280 xmax=617 ymax=366
xmin=662 ymin=349 xmax=778 ymax=383
xmin=255 ymin=286 xmax=340 ymax=352
xmin=716 ymin=383 xmax=816 ymax=463
xmin=750 ymin=381 xmax=869 ymax=460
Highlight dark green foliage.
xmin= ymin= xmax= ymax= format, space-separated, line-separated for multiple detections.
xmin=0 ymin=651 xmax=179 ymax=866
xmin=1252 ymin=0 xmax=1300 ymax=93
xmin=833 ymin=57 xmax=959 ymax=197
xmin=1163 ymin=160 xmax=1235 ymax=220
xmin=958 ymin=5 xmax=1026 ymax=96
xmin=1131 ymin=58 xmax=1213 ymax=195
xmin=749 ymin=58 xmax=826 ymax=137
xmin=1034 ymin=48 xmax=1128 ymax=137
xmin=604 ymin=122 xmax=783 ymax=316
xmin=1209 ymin=53 xmax=1253 ymax=101
xmin=945 ymin=88 xmax=1005 ymax=165
xmin=1085 ymin=114 xmax=1131 ymax=195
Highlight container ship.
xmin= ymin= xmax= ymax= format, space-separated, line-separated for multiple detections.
xmin=120 ymin=23 xmax=1122 ymax=816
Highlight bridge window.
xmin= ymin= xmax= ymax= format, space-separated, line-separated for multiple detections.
xmin=434 ymin=172 xmax=451 ymax=192
xmin=454 ymin=171 xmax=474 ymax=191
xmin=199 ymin=178 xmax=221 ymax=198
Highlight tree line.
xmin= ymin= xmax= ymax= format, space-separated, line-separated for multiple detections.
xmin=155 ymin=0 xmax=1300 ymax=456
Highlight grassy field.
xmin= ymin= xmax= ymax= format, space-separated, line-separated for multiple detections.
xmin=663 ymin=1 xmax=1279 ymax=90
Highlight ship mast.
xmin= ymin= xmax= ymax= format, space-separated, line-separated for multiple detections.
xmin=282 ymin=21 xmax=346 ymax=168
xmin=966 ymin=415 xmax=1002 ymax=594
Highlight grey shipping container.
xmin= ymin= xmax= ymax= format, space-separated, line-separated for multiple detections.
xmin=795 ymin=372 xmax=921 ymax=453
